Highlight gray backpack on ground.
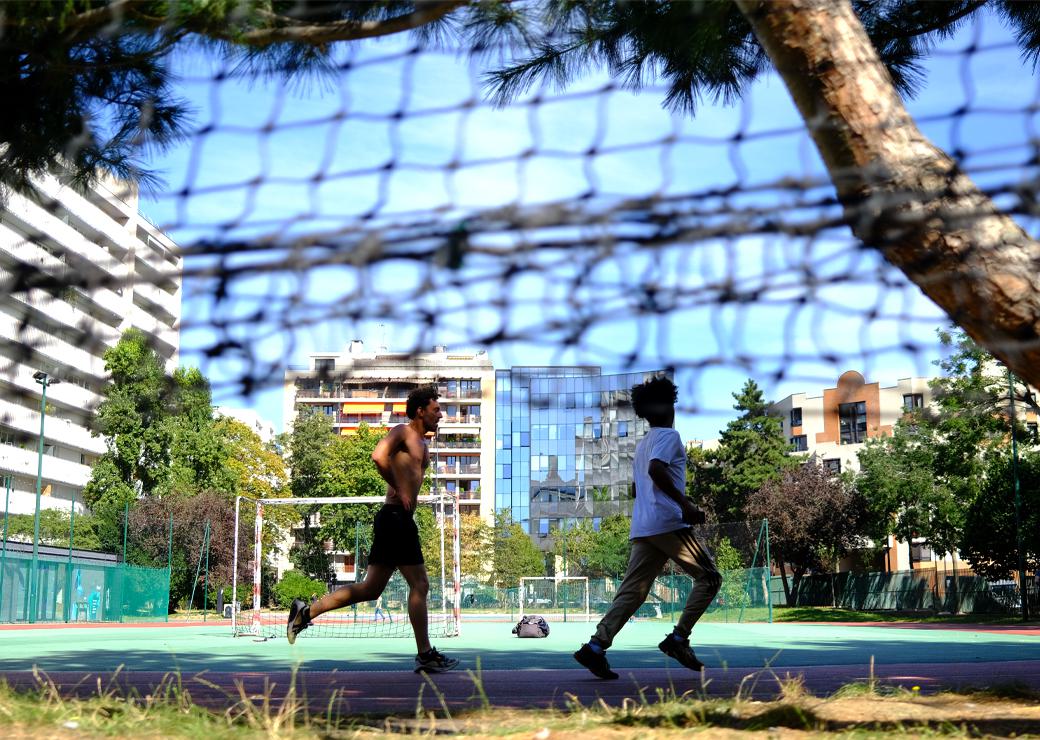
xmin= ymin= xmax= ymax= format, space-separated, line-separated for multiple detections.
xmin=512 ymin=614 xmax=550 ymax=638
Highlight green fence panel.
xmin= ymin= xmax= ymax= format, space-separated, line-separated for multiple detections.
xmin=769 ymin=568 xmax=1025 ymax=615
xmin=0 ymin=549 xmax=169 ymax=624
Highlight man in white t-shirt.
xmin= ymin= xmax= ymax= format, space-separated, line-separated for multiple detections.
xmin=574 ymin=375 xmax=721 ymax=680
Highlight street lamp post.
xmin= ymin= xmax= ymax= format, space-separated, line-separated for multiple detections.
xmin=28 ymin=371 xmax=59 ymax=623
xmin=1004 ymin=366 xmax=1030 ymax=622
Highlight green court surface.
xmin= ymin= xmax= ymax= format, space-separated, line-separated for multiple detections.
xmin=0 ymin=621 xmax=1036 ymax=675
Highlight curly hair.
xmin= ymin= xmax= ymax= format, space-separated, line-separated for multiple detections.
xmin=630 ymin=375 xmax=677 ymax=421
xmin=406 ymin=385 xmax=439 ymax=419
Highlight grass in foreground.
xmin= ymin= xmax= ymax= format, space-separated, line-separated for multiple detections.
xmin=773 ymin=606 xmax=1039 ymax=625
xmin=2 ymin=669 xmax=1040 ymax=739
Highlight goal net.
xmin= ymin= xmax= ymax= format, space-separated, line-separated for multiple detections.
xmin=519 ymin=577 xmax=590 ymax=622
xmin=232 ymin=495 xmax=461 ymax=639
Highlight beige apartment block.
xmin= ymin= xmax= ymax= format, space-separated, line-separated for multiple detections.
xmin=281 ymin=341 xmax=495 ymax=582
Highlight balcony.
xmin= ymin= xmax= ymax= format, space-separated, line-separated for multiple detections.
xmin=133 ymin=280 xmax=179 ymax=323
xmin=441 ymin=414 xmax=481 ymax=425
xmin=433 ymin=463 xmax=481 ymax=476
xmin=4 ymin=187 xmax=126 ymax=283
xmin=0 ymin=312 xmax=108 ymax=378
xmin=436 ymin=388 xmax=483 ymax=400
xmin=0 ymin=232 xmax=127 ymax=322
xmin=0 ymin=443 xmax=92 ymax=488
xmin=0 ymin=363 xmax=101 ymax=413
xmin=11 ymin=288 xmax=122 ymax=349
xmin=429 ymin=438 xmax=481 ymax=450
xmin=0 ymin=397 xmax=105 ymax=455
xmin=128 ymin=304 xmax=178 ymax=355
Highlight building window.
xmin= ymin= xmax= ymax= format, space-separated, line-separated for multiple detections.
xmin=823 ymin=458 xmax=841 ymax=475
xmin=537 ymin=519 xmax=549 ymax=538
xmin=617 ymin=421 xmax=628 ymax=437
xmin=314 ymin=358 xmax=335 ymax=372
xmin=911 ymin=541 xmax=933 ymax=563
xmin=1028 ymin=422 xmax=1039 ymax=443
xmin=790 ymin=407 xmax=802 ymax=427
xmin=903 ymin=393 xmax=924 ymax=411
xmin=838 ymin=401 xmax=867 ymax=444
xmin=791 ymin=435 xmax=807 ymax=452
xmin=322 ymin=405 xmax=335 ymax=416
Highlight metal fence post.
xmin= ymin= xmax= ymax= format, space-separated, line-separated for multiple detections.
xmin=0 ymin=477 xmax=10 ymax=622
xmin=64 ymin=498 xmax=75 ymax=623
xmin=202 ymin=521 xmax=211 ymax=621
xmin=166 ymin=513 xmax=173 ymax=623
xmin=764 ymin=518 xmax=772 ymax=624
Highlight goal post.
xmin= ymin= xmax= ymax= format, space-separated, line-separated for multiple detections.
xmin=519 ymin=577 xmax=591 ymax=622
xmin=232 ymin=494 xmax=462 ymax=639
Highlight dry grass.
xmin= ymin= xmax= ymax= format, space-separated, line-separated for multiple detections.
xmin=2 ymin=668 xmax=1040 ymax=738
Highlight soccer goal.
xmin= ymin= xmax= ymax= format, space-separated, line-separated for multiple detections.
xmin=519 ymin=577 xmax=590 ymax=622
xmin=232 ymin=494 xmax=461 ymax=639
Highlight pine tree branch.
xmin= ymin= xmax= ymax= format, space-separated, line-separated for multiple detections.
xmin=233 ymin=1 xmax=472 ymax=47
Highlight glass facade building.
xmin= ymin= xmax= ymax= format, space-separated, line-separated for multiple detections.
xmin=495 ymin=366 xmax=669 ymax=543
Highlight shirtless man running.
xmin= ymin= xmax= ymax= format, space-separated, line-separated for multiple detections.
xmin=286 ymin=385 xmax=459 ymax=673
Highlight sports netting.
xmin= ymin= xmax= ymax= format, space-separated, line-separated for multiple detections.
xmin=0 ymin=547 xmax=170 ymax=623
xmin=4 ymin=3 xmax=1039 ymax=408
xmin=3 ymin=2 xmax=1040 ymax=619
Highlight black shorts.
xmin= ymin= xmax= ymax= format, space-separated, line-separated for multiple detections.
xmin=367 ymin=504 xmax=424 ymax=567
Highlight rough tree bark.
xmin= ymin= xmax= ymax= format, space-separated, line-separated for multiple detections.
xmin=735 ymin=0 xmax=1040 ymax=390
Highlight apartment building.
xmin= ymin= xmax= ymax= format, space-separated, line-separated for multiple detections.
xmin=770 ymin=370 xmax=951 ymax=571
xmin=282 ymin=342 xmax=495 ymax=581
xmin=0 ymin=174 xmax=182 ymax=516
xmin=770 ymin=370 xmax=934 ymax=478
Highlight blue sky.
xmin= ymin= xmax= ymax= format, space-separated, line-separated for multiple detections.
xmin=138 ymin=10 xmax=1038 ymax=442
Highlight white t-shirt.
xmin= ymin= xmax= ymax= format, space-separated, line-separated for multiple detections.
xmin=630 ymin=426 xmax=688 ymax=538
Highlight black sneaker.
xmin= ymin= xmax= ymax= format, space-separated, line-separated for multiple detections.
xmin=573 ymin=643 xmax=619 ymax=680
xmin=414 ymin=647 xmax=459 ymax=673
xmin=286 ymin=599 xmax=311 ymax=645
xmin=658 ymin=633 xmax=704 ymax=671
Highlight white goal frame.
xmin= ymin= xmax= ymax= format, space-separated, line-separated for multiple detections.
xmin=519 ymin=576 xmax=591 ymax=622
xmin=232 ymin=494 xmax=462 ymax=638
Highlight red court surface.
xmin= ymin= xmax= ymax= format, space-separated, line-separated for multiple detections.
xmin=0 ymin=620 xmax=1037 ymax=715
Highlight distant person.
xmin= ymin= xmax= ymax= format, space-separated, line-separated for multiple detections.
xmin=287 ymin=386 xmax=458 ymax=673
xmin=574 ymin=375 xmax=721 ymax=679
xmin=373 ymin=594 xmax=392 ymax=623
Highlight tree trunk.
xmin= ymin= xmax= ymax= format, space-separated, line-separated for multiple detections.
xmin=735 ymin=0 xmax=1040 ymax=388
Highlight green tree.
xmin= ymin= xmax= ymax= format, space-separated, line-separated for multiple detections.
xmin=216 ymin=417 xmax=289 ymax=503
xmin=706 ymin=379 xmax=797 ymax=522
xmin=318 ymin=423 xmax=388 ymax=554
xmin=459 ymin=513 xmax=494 ymax=581
xmin=492 ymin=510 xmax=545 ymax=588
xmin=85 ymin=329 xmax=172 ymax=505
xmin=747 ymin=461 xmax=864 ymax=603
xmin=166 ymin=367 xmax=235 ymax=496
xmin=1 ymin=508 xmax=102 ymax=551
xmin=552 ymin=515 xmax=631 ymax=579
xmin=855 ymin=327 xmax=1027 ymax=573
xmin=286 ymin=407 xmax=337 ymax=580
xmin=959 ymin=451 xmax=1040 ymax=580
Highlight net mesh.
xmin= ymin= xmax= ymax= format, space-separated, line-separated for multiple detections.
xmin=519 ymin=576 xmax=590 ymax=621
xmin=3 ymin=5 xmax=1036 ymax=421
xmin=237 ymin=497 xmax=461 ymax=639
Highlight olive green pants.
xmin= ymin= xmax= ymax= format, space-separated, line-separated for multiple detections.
xmin=593 ymin=527 xmax=721 ymax=648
